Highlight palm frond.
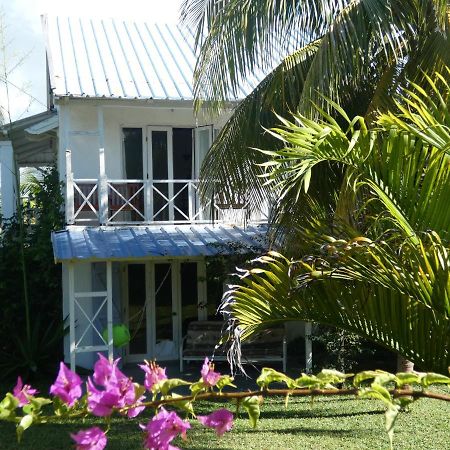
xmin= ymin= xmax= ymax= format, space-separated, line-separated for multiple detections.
xmin=198 ymin=41 xmax=319 ymax=209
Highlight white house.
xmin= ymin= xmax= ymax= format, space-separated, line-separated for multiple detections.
xmin=1 ymin=15 xmax=312 ymax=372
xmin=38 ymin=15 xmax=278 ymax=371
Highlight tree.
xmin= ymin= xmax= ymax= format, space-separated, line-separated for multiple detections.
xmin=181 ymin=0 xmax=450 ymax=223
xmin=220 ymin=70 xmax=450 ymax=373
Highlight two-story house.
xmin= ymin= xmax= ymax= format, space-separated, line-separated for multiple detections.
xmin=41 ymin=16 xmax=271 ymax=370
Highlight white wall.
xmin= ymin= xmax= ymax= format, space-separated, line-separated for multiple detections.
xmin=58 ymin=99 xmax=228 ymax=181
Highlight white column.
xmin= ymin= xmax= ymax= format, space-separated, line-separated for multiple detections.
xmin=305 ymin=322 xmax=313 ymax=373
xmin=106 ymin=261 xmax=114 ymax=361
xmin=98 ymin=107 xmax=108 ymax=225
xmin=66 ymin=150 xmax=74 ymax=224
xmin=69 ymin=262 xmax=76 ymax=371
xmin=0 ymin=140 xmax=17 ymax=220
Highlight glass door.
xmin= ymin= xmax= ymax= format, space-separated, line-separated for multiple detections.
xmin=125 ymin=264 xmax=149 ymax=362
xmin=147 ymin=127 xmax=173 ymax=221
xmin=152 ymin=263 xmax=178 ymax=359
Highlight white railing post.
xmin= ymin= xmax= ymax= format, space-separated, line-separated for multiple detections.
xmin=98 ymin=148 xmax=108 ymax=225
xmin=66 ymin=150 xmax=75 ymax=224
xmin=144 ymin=180 xmax=150 ymax=222
xmin=148 ymin=180 xmax=154 ymax=221
xmin=188 ymin=181 xmax=194 ymax=222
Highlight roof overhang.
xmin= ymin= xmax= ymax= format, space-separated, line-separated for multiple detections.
xmin=51 ymin=224 xmax=270 ymax=263
xmin=1 ymin=110 xmax=58 ymax=166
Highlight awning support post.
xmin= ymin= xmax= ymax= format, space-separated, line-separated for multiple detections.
xmin=305 ymin=322 xmax=313 ymax=373
xmin=0 ymin=141 xmax=17 ymax=220
xmin=69 ymin=262 xmax=76 ymax=371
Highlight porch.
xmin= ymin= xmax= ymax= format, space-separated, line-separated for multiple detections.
xmin=52 ymin=225 xmax=270 ymax=371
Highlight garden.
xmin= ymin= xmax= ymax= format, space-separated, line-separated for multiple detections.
xmin=1 ymin=1 xmax=450 ymax=449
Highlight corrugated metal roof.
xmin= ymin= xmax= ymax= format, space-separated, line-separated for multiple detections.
xmin=1 ymin=110 xmax=58 ymax=166
xmin=43 ymin=16 xmax=258 ymax=101
xmin=51 ymin=225 xmax=269 ymax=262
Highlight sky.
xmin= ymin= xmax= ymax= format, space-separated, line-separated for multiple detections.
xmin=1 ymin=0 xmax=182 ymax=122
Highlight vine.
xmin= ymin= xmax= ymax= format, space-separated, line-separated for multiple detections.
xmin=1 ymin=354 xmax=449 ymax=450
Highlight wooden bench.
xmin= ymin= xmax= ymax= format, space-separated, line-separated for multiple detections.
xmin=179 ymin=321 xmax=287 ymax=372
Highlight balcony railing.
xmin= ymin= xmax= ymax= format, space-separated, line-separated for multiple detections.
xmin=65 ymin=150 xmax=269 ymax=226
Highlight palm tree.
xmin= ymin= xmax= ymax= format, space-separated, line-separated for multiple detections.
xmin=181 ymin=0 xmax=449 ymax=219
xmin=219 ymin=70 xmax=450 ymax=373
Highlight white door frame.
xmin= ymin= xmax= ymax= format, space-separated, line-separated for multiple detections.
xmin=146 ymin=126 xmax=174 ymax=221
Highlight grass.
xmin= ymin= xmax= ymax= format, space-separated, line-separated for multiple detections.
xmin=0 ymin=387 xmax=449 ymax=449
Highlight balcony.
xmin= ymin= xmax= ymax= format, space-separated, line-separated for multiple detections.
xmin=65 ymin=150 xmax=268 ymax=226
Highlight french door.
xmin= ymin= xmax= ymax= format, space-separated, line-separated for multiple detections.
xmin=146 ymin=127 xmax=201 ymax=221
xmin=124 ymin=260 xmax=206 ymax=362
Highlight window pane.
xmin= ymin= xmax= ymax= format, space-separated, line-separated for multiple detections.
xmin=123 ymin=128 xmax=143 ymax=179
xmin=155 ymin=264 xmax=173 ymax=342
xmin=128 ymin=264 xmax=146 ymax=354
xmin=180 ymin=263 xmax=198 ymax=336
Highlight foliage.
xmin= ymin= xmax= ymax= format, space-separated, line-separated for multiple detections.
xmin=219 ymin=70 xmax=450 ymax=373
xmin=1 ymin=356 xmax=450 ymax=450
xmin=0 ymin=166 xmax=65 ymax=380
xmin=181 ymin=0 xmax=450 ymax=214
xmin=310 ymin=325 xmax=384 ymax=373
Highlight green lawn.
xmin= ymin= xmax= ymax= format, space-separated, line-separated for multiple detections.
xmin=0 ymin=392 xmax=449 ymax=449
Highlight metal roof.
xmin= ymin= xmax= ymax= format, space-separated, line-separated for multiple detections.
xmin=1 ymin=110 xmax=58 ymax=166
xmin=42 ymin=16 xmax=259 ymax=101
xmin=51 ymin=225 xmax=269 ymax=262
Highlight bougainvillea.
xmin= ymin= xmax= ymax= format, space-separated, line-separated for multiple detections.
xmin=1 ymin=354 xmax=450 ymax=450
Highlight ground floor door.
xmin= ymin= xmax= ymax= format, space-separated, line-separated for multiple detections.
xmin=124 ymin=260 xmax=206 ymax=362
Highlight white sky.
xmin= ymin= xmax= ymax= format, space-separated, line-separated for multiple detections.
xmin=1 ymin=0 xmax=182 ymax=122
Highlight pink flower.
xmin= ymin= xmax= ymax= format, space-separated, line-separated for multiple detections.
xmin=139 ymin=360 xmax=168 ymax=391
xmin=93 ymin=353 xmax=118 ymax=387
xmin=201 ymin=358 xmax=221 ymax=387
xmin=140 ymin=407 xmax=191 ymax=450
xmin=87 ymin=378 xmax=121 ymax=417
xmin=49 ymin=362 xmax=82 ymax=407
xmin=87 ymin=354 xmax=145 ymax=417
xmin=13 ymin=376 xmax=38 ymax=407
xmin=70 ymin=426 xmax=107 ymax=450
xmin=198 ymin=408 xmax=234 ymax=436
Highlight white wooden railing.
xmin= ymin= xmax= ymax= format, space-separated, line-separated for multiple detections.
xmin=65 ymin=150 xmax=269 ymax=226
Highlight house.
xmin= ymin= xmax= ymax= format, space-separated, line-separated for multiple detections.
xmin=1 ymin=15 xmax=312 ymax=372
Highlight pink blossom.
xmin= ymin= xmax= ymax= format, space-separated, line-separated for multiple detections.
xmin=93 ymin=353 xmax=118 ymax=387
xmin=70 ymin=426 xmax=107 ymax=450
xmin=13 ymin=376 xmax=38 ymax=407
xmin=139 ymin=360 xmax=168 ymax=391
xmin=49 ymin=362 xmax=82 ymax=407
xmin=87 ymin=354 xmax=145 ymax=417
xmin=201 ymin=358 xmax=221 ymax=387
xmin=140 ymin=407 xmax=191 ymax=450
xmin=87 ymin=378 xmax=121 ymax=416
xmin=198 ymin=408 xmax=234 ymax=436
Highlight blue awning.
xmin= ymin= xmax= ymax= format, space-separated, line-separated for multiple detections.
xmin=51 ymin=225 xmax=270 ymax=262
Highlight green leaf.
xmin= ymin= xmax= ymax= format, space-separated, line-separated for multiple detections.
xmin=421 ymin=373 xmax=450 ymax=387
xmin=317 ymin=369 xmax=353 ymax=385
xmin=216 ymin=375 xmax=236 ymax=392
xmin=395 ymin=372 xmax=421 ymax=388
xmin=358 ymin=384 xmax=393 ymax=407
xmin=242 ymin=396 xmax=261 ymax=428
xmin=0 ymin=393 xmax=19 ymax=419
xmin=16 ymin=414 xmax=33 ymax=443
xmin=353 ymin=371 xmax=384 ymax=387
xmin=294 ymin=374 xmax=321 ymax=388
xmin=385 ymin=404 xmax=401 ymax=450
xmin=169 ymin=393 xmax=195 ymax=416
xmin=257 ymin=368 xmax=295 ymax=389
xmin=152 ymin=378 xmax=191 ymax=396
xmin=190 ymin=381 xmax=207 ymax=395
